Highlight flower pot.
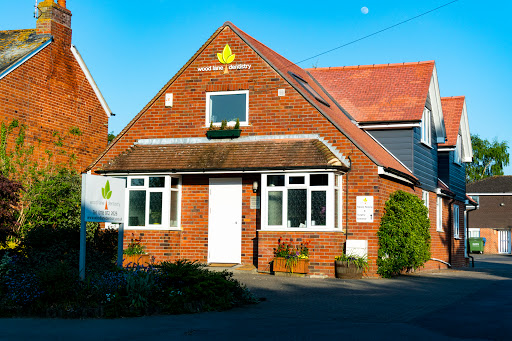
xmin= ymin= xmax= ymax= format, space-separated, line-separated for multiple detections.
xmin=123 ymin=254 xmax=151 ymax=267
xmin=206 ymin=129 xmax=241 ymax=139
xmin=335 ymin=260 xmax=364 ymax=279
xmin=273 ymin=257 xmax=309 ymax=274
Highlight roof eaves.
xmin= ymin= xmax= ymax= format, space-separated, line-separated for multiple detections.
xmin=0 ymin=36 xmax=52 ymax=80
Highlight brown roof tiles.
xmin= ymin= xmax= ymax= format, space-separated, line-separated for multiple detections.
xmin=440 ymin=96 xmax=465 ymax=147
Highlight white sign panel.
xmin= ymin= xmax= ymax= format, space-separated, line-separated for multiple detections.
xmin=82 ymin=174 xmax=125 ymax=223
xmin=356 ymin=196 xmax=374 ymax=222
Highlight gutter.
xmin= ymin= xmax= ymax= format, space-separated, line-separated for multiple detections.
xmin=0 ymin=38 xmax=52 ymax=81
xmin=378 ymin=166 xmax=420 ymax=187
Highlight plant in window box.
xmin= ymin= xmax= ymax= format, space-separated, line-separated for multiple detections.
xmin=123 ymin=235 xmax=151 ymax=267
xmin=206 ymin=118 xmax=242 ymax=139
xmin=272 ymin=238 xmax=310 ymax=274
xmin=334 ymin=253 xmax=368 ymax=279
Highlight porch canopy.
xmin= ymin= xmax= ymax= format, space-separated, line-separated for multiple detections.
xmin=97 ymin=138 xmax=348 ymax=173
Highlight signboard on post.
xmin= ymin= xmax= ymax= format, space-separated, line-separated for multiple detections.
xmin=80 ymin=174 xmax=126 ymax=280
xmin=356 ymin=196 xmax=374 ymax=222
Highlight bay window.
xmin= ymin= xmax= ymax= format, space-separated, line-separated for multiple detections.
xmin=125 ymin=175 xmax=180 ymax=229
xmin=262 ymin=173 xmax=342 ymax=230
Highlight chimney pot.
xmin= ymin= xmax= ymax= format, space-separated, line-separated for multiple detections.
xmin=58 ymin=0 xmax=66 ymax=7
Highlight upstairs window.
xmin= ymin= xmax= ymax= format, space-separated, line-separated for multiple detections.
xmin=454 ymin=134 xmax=462 ymax=165
xmin=421 ymin=107 xmax=432 ymax=146
xmin=206 ymin=90 xmax=248 ymax=126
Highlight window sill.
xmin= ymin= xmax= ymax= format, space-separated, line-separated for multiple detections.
xmin=124 ymin=226 xmax=182 ymax=231
xmin=420 ymin=141 xmax=433 ymax=149
xmin=260 ymin=227 xmax=343 ymax=232
xmin=437 ymin=229 xmax=444 ymax=233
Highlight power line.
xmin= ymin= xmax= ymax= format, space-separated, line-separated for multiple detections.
xmin=293 ymin=0 xmax=460 ymax=66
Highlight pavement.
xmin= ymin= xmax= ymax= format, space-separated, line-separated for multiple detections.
xmin=1 ymin=254 xmax=511 ymax=340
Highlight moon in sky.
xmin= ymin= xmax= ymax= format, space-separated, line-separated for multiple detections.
xmin=361 ymin=6 xmax=369 ymax=14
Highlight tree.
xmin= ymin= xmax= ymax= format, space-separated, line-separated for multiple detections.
xmin=0 ymin=173 xmax=23 ymax=244
xmin=107 ymin=131 xmax=116 ymax=144
xmin=466 ymin=135 xmax=510 ymax=183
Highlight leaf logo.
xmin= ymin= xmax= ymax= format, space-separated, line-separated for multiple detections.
xmin=217 ymin=44 xmax=235 ymax=74
xmin=102 ymin=180 xmax=112 ymax=210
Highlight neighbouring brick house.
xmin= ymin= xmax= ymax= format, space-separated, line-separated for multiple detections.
xmin=467 ymin=176 xmax=512 ymax=254
xmin=0 ymin=0 xmax=111 ymax=172
xmin=88 ymin=22 xmax=472 ymax=277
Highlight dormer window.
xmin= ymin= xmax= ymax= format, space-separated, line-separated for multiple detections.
xmin=454 ymin=134 xmax=462 ymax=165
xmin=421 ymin=107 xmax=432 ymax=146
xmin=206 ymin=90 xmax=249 ymax=126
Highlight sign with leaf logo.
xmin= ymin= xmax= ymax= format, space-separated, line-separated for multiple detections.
xmin=102 ymin=180 xmax=113 ymax=209
xmin=217 ymin=44 xmax=235 ymax=74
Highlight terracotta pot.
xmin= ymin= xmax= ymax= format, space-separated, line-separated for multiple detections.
xmin=123 ymin=254 xmax=151 ymax=267
xmin=273 ymin=257 xmax=309 ymax=274
xmin=335 ymin=260 xmax=364 ymax=279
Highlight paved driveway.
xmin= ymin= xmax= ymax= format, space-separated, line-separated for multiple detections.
xmin=1 ymin=254 xmax=511 ymax=340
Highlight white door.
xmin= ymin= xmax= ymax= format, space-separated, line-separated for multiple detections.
xmin=498 ymin=230 xmax=511 ymax=254
xmin=208 ymin=178 xmax=242 ymax=263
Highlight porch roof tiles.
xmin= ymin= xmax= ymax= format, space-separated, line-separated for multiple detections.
xmin=98 ymin=139 xmax=347 ymax=173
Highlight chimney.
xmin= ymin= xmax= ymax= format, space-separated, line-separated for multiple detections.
xmin=36 ymin=0 xmax=72 ymax=46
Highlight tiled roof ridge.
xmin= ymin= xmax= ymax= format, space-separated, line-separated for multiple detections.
xmin=305 ymin=60 xmax=435 ymax=71
xmin=441 ymin=95 xmax=465 ymax=100
xmin=469 ymin=175 xmax=512 ymax=184
xmin=0 ymin=28 xmax=35 ymax=34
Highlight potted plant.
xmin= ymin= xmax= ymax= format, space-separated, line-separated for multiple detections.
xmin=272 ymin=238 xmax=310 ymax=275
xmin=206 ymin=118 xmax=242 ymax=139
xmin=334 ymin=253 xmax=368 ymax=279
xmin=122 ymin=235 xmax=151 ymax=267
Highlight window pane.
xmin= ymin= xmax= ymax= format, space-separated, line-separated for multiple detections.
xmin=149 ymin=192 xmax=163 ymax=225
xmin=149 ymin=177 xmax=165 ymax=188
xmin=267 ymin=175 xmax=284 ymax=187
xmin=131 ymin=178 xmax=144 ymax=187
xmin=289 ymin=176 xmax=305 ymax=185
xmin=129 ymin=191 xmax=146 ymax=226
xmin=268 ymin=191 xmax=283 ymax=225
xmin=210 ymin=93 xmax=247 ymax=123
xmin=170 ymin=191 xmax=178 ymax=227
xmin=310 ymin=174 xmax=328 ymax=186
xmin=334 ymin=189 xmax=339 ymax=228
xmin=311 ymin=191 xmax=327 ymax=226
xmin=171 ymin=177 xmax=179 ymax=189
xmin=288 ymin=189 xmax=307 ymax=228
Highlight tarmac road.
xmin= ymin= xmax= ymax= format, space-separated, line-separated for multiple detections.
xmin=1 ymin=254 xmax=510 ymax=340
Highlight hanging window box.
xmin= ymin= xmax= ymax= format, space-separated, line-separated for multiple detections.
xmin=206 ymin=129 xmax=241 ymax=139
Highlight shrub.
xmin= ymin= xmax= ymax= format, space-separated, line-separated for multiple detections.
xmin=377 ymin=190 xmax=431 ymax=278
xmin=0 ymin=173 xmax=22 ymax=245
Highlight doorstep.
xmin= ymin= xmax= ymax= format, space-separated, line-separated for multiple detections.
xmin=206 ymin=263 xmax=258 ymax=273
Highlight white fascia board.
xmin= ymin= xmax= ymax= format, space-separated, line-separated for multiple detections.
xmin=460 ymin=100 xmax=473 ymax=162
xmin=377 ymin=166 xmax=415 ymax=185
xmin=429 ymin=65 xmax=446 ymax=144
xmin=102 ymin=169 xmax=344 ymax=176
xmin=0 ymin=38 xmax=52 ymax=81
xmin=438 ymin=147 xmax=455 ymax=152
xmin=359 ymin=122 xmax=420 ymax=130
xmin=466 ymin=192 xmax=512 ymax=196
xmin=70 ymin=44 xmax=112 ymax=117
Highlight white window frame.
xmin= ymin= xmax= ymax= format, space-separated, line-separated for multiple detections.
xmin=436 ymin=195 xmax=443 ymax=232
xmin=422 ymin=190 xmax=429 ymax=211
xmin=454 ymin=134 xmax=462 ymax=165
xmin=205 ymin=90 xmax=249 ymax=127
xmin=123 ymin=175 xmax=181 ymax=230
xmin=453 ymin=204 xmax=460 ymax=238
xmin=261 ymin=172 xmax=342 ymax=231
xmin=468 ymin=228 xmax=480 ymax=238
xmin=421 ymin=107 xmax=432 ymax=146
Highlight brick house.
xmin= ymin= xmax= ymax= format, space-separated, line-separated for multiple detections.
xmin=0 ymin=0 xmax=111 ymax=172
xmin=88 ymin=22 xmax=472 ymax=277
xmin=467 ymin=176 xmax=512 ymax=254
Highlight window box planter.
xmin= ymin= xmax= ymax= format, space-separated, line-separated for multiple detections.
xmin=123 ymin=254 xmax=151 ymax=267
xmin=272 ymin=257 xmax=309 ymax=274
xmin=206 ymin=129 xmax=241 ymax=139
xmin=335 ymin=260 xmax=364 ymax=279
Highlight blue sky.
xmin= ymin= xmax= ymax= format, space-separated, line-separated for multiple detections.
xmin=3 ymin=1 xmax=511 ymax=174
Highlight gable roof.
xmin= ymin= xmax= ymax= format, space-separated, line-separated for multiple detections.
xmin=89 ymin=22 xmax=418 ymax=185
xmin=439 ymin=96 xmax=472 ymax=162
xmin=0 ymin=29 xmax=52 ymax=77
xmin=98 ymin=139 xmax=345 ymax=173
xmin=466 ymin=176 xmax=512 ymax=194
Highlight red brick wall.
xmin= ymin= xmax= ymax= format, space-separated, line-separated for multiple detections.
xmin=1 ymin=16 xmax=107 ymax=173
xmin=100 ymin=26 xmax=460 ymax=276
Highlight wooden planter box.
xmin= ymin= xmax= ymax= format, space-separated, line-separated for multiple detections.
xmin=335 ymin=260 xmax=364 ymax=279
xmin=206 ymin=129 xmax=241 ymax=139
xmin=273 ymin=257 xmax=309 ymax=274
xmin=123 ymin=254 xmax=151 ymax=267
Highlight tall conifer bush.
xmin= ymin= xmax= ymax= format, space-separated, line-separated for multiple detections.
xmin=377 ymin=190 xmax=431 ymax=278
